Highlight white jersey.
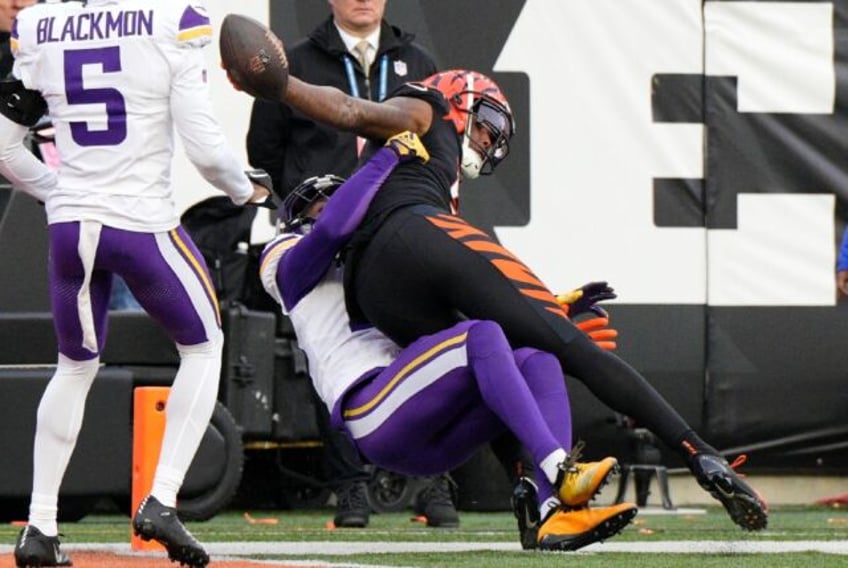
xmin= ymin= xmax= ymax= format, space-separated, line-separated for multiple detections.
xmin=11 ymin=0 xmax=253 ymax=231
xmin=260 ymin=234 xmax=400 ymax=412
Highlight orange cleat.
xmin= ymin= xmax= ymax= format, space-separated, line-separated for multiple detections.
xmin=537 ymin=502 xmax=638 ymax=551
xmin=556 ymin=454 xmax=619 ymax=507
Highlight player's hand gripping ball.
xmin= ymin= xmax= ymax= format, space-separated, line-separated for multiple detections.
xmin=219 ymin=14 xmax=289 ymax=101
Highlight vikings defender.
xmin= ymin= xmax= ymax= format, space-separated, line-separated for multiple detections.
xmin=6 ymin=1 xmax=267 ymax=566
xmin=260 ymin=130 xmax=637 ymax=552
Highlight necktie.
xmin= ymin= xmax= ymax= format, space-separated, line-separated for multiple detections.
xmin=354 ymin=39 xmax=370 ymax=71
xmin=353 ymin=40 xmax=371 ymax=156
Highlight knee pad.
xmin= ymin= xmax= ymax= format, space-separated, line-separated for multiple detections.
xmin=56 ymin=353 xmax=101 ymax=380
xmin=177 ymin=330 xmax=223 ymax=359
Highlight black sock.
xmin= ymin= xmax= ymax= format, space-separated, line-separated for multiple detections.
xmin=673 ymin=429 xmax=718 ymax=458
xmin=561 ymin=335 xmax=708 ymax=458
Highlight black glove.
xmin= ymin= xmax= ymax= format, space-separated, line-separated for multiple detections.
xmin=245 ymin=169 xmax=279 ymax=209
xmin=557 ymin=281 xmax=616 ymax=318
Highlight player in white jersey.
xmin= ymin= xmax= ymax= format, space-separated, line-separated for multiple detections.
xmin=3 ymin=2 xmax=269 ymax=566
xmin=260 ymin=131 xmax=637 ymax=553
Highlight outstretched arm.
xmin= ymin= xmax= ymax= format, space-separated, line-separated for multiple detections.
xmin=221 ymin=15 xmax=432 ymax=140
xmin=283 ymin=76 xmax=433 ymax=140
xmin=168 ymin=44 xmax=261 ymax=205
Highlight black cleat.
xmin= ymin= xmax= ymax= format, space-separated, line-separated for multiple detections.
xmin=14 ymin=525 xmax=72 ymax=567
xmin=333 ymin=481 xmax=370 ymax=528
xmin=132 ymin=495 xmax=209 ymax=567
xmin=689 ymin=453 xmax=768 ymax=531
xmin=511 ymin=477 xmax=540 ymax=550
xmin=414 ymin=474 xmax=460 ymax=528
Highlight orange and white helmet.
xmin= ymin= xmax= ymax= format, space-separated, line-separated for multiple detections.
xmin=423 ymin=70 xmax=515 ymax=179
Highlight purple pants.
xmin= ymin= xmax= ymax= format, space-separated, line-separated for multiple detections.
xmin=49 ymin=221 xmax=220 ymax=360
xmin=337 ymin=319 xmax=572 ymax=501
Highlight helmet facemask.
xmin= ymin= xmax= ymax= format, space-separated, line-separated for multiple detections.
xmin=460 ymin=96 xmax=513 ymax=179
xmin=457 ymin=73 xmax=514 ymax=180
xmin=281 ymin=174 xmax=346 ymax=233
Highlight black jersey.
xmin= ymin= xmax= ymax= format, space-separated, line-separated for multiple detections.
xmin=357 ymin=83 xmax=462 ymax=231
xmin=344 ymin=83 xmax=462 ymax=324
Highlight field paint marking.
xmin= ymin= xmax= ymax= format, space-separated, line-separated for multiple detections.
xmin=2 ymin=541 xmax=847 ymax=555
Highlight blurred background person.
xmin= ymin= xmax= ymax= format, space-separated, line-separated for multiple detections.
xmin=837 ymin=224 xmax=848 ymax=298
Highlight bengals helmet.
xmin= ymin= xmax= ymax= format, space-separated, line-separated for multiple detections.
xmin=422 ymin=70 xmax=515 ymax=179
xmin=281 ymin=174 xmax=346 ymax=232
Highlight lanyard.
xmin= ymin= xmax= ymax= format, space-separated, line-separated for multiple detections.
xmin=343 ymin=53 xmax=389 ymax=101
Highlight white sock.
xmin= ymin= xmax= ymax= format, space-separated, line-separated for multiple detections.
xmin=539 ymin=497 xmax=560 ymax=521
xmin=151 ymin=465 xmax=184 ymax=509
xmin=540 ymin=448 xmax=568 ymax=485
xmin=28 ymin=493 xmax=59 ymax=537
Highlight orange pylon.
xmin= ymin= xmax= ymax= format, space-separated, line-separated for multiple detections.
xmin=130 ymin=387 xmax=169 ymax=552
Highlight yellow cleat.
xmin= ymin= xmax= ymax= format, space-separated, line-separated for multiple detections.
xmin=537 ymin=502 xmax=638 ymax=551
xmin=557 ymin=456 xmax=619 ymax=507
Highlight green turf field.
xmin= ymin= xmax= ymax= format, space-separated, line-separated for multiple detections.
xmin=2 ymin=505 xmax=848 ymax=567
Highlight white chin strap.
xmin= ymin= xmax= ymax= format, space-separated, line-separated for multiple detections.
xmin=459 ymin=72 xmax=481 ymax=180
xmin=460 ymin=137 xmax=483 ymax=179
xmin=460 ymin=142 xmax=482 ymax=179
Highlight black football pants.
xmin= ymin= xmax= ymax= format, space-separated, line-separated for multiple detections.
xmin=348 ymin=206 xmax=695 ymax=454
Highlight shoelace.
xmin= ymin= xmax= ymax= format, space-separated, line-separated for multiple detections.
xmin=340 ymin=484 xmax=369 ymax=511
xmin=559 ymin=440 xmax=586 ymax=474
xmin=729 ymin=454 xmax=748 ymax=477
xmin=423 ymin=476 xmax=455 ymax=506
xmin=727 ymin=454 xmax=769 ymax=510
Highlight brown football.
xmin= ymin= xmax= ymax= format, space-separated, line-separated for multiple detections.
xmin=219 ymin=14 xmax=289 ymax=101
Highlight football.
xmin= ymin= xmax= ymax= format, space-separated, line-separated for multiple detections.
xmin=219 ymin=14 xmax=289 ymax=101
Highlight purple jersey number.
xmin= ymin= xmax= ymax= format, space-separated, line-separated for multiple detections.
xmin=64 ymin=47 xmax=127 ymax=146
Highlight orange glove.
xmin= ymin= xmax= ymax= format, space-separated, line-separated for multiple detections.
xmin=575 ymin=317 xmax=618 ymax=351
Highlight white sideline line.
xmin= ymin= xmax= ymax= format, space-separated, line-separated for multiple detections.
xmin=632 ymin=507 xmax=707 ymax=516
xmin=586 ymin=541 xmax=848 ymax=554
xmin=212 ymin=541 xmax=848 ymax=555
xmin=2 ymin=541 xmax=847 ymax=555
